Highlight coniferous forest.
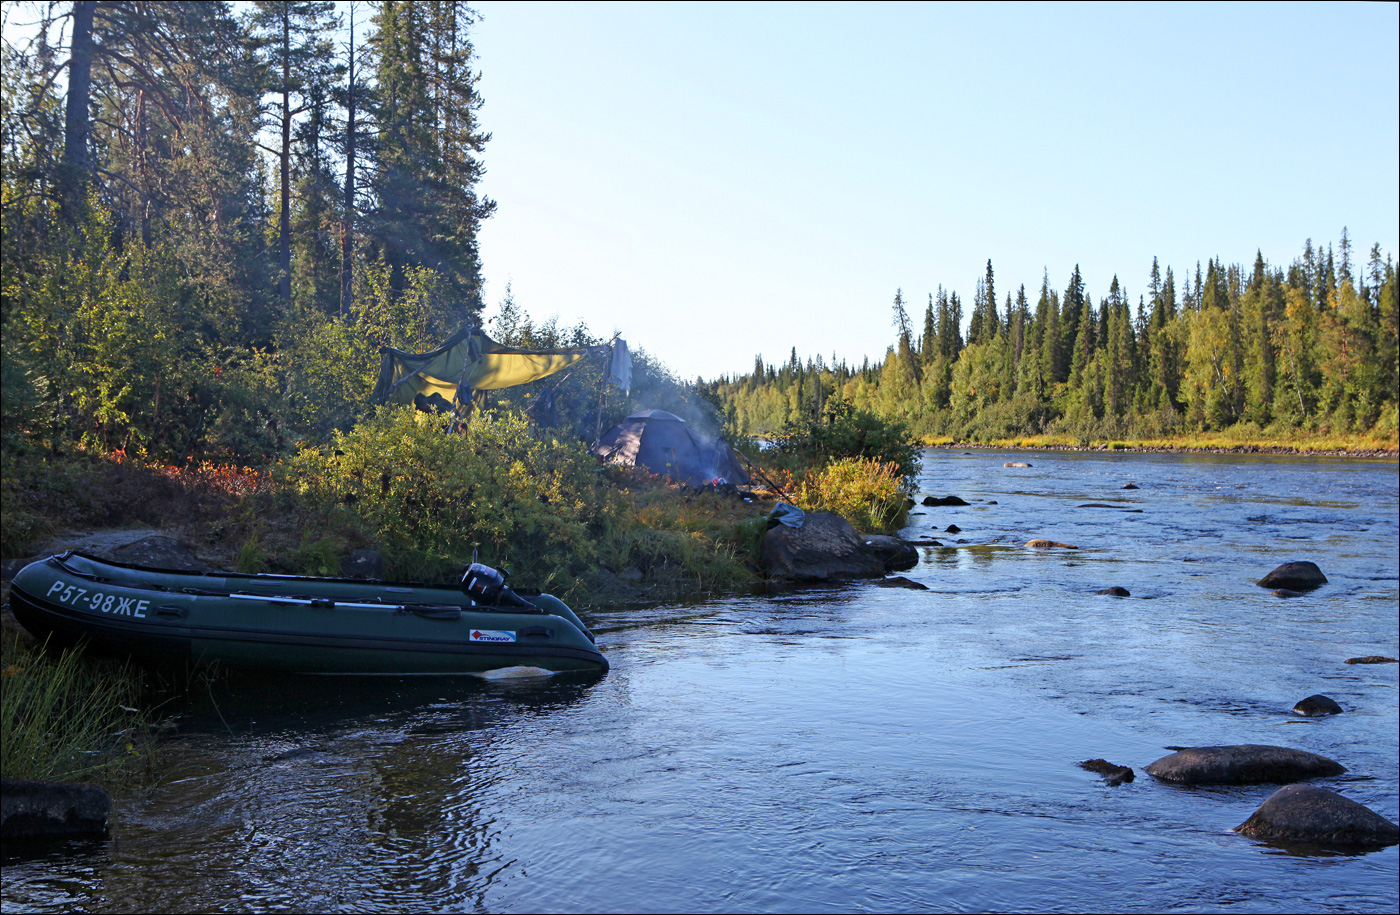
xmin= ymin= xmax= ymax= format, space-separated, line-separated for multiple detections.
xmin=702 ymin=246 xmax=1398 ymax=447
xmin=2 ymin=1 xmax=497 ymax=461
xmin=2 ymin=3 xmax=1397 ymax=466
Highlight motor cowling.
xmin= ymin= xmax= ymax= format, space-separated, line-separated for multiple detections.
xmin=461 ymin=562 xmax=535 ymax=609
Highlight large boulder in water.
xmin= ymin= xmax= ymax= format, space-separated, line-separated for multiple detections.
xmin=1145 ymin=744 xmax=1346 ymax=785
xmin=1235 ymin=784 xmax=1399 ymax=848
xmin=761 ymin=512 xmax=893 ymax=582
xmin=1256 ymin=561 xmax=1327 ymax=591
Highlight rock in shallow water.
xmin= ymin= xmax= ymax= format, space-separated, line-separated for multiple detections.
xmin=1292 ymin=695 xmax=1343 ymax=717
xmin=1145 ymin=744 xmax=1346 ymax=785
xmin=873 ymin=576 xmax=929 ymax=590
xmin=1235 ymin=784 xmax=1399 ymax=848
xmin=1 ymin=778 xmax=110 ymax=839
xmin=1256 ymin=561 xmax=1327 ymax=591
xmin=1078 ymin=758 xmax=1134 ymax=786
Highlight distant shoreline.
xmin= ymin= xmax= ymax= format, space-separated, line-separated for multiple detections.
xmin=923 ymin=441 xmax=1399 ymax=459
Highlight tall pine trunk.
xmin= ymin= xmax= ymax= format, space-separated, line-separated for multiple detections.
xmin=279 ymin=11 xmax=292 ymax=305
xmin=62 ymin=1 xmax=96 ymax=224
xmin=339 ymin=14 xmax=357 ymax=319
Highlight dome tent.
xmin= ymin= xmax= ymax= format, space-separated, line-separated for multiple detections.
xmin=592 ymin=410 xmax=750 ymax=487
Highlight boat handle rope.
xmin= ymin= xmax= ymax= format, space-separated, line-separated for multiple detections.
xmin=46 ymin=554 xmax=112 ymax=584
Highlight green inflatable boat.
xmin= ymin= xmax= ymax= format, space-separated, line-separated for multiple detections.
xmin=9 ymin=552 xmax=607 ymax=675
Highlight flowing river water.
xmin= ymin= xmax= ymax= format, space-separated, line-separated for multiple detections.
xmin=3 ymin=450 xmax=1398 ymax=913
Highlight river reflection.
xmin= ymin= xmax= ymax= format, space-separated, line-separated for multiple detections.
xmin=2 ymin=451 xmax=1397 ymax=914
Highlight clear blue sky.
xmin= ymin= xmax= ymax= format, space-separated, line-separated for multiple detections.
xmin=468 ymin=1 xmax=1400 ymax=380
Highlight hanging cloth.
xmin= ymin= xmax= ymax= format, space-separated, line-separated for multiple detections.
xmin=609 ymin=338 xmax=633 ymax=394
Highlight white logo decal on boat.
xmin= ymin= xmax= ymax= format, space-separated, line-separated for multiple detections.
xmin=469 ymin=629 xmax=516 ymax=643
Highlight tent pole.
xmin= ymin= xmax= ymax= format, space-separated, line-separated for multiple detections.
xmin=593 ymin=343 xmax=610 ymax=446
xmin=734 ymin=448 xmax=794 ymax=502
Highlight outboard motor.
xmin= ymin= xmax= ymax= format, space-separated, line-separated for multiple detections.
xmin=461 ymin=562 xmax=536 ymax=609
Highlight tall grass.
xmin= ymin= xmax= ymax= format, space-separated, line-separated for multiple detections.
xmin=795 ymin=457 xmax=909 ymax=534
xmin=1 ymin=637 xmax=157 ymax=786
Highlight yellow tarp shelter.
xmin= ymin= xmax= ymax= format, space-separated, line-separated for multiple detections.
xmin=373 ymin=328 xmax=592 ymax=415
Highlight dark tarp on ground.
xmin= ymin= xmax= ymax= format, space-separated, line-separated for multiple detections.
xmin=592 ymin=409 xmax=750 ymax=486
xmin=373 ymin=327 xmax=592 ymax=414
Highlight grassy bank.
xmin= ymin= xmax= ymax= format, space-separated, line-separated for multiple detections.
xmin=0 ymin=631 xmax=162 ymax=787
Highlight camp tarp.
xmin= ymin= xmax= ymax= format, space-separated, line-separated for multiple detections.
xmin=374 ymin=327 xmax=592 ymax=413
xmin=593 ymin=409 xmax=750 ymax=487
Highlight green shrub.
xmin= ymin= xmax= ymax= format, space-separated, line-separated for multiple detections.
xmin=296 ymin=534 xmax=343 ymax=577
xmin=236 ymin=534 xmax=269 ymax=574
xmin=771 ymin=397 xmax=920 ymax=487
xmin=796 ymin=457 xmax=908 ymax=534
xmin=284 ymin=406 xmax=619 ymax=594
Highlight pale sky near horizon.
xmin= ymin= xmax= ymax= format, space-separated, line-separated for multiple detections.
xmin=469 ymin=1 xmax=1400 ymax=380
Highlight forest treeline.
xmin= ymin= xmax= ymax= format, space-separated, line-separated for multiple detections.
xmin=703 ymin=240 xmax=1399 ymax=444
xmin=1 ymin=1 xmax=515 ymax=461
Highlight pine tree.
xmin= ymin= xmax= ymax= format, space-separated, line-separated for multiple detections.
xmin=891 ymin=288 xmax=920 ymax=384
xmin=248 ymin=1 xmax=341 ymax=307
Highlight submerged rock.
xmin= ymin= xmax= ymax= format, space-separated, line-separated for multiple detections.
xmin=1026 ymin=539 xmax=1077 ymax=549
xmin=1078 ymin=758 xmax=1134 ymax=786
xmin=1271 ymin=588 xmax=1305 ymax=598
xmin=1345 ymin=655 xmax=1398 ymax=665
xmin=1235 ymin=784 xmax=1399 ymax=848
xmin=1004 ymin=461 xmax=1032 ymax=468
xmin=1 ymin=778 xmax=110 ymax=840
xmin=873 ymin=576 xmax=929 ymax=591
xmin=1096 ymin=586 xmax=1131 ymax=597
xmin=1256 ymin=561 xmax=1327 ymax=592
xmin=1121 ymin=483 xmax=1139 ymax=489
xmin=1292 ymin=695 xmax=1343 ymax=717
xmin=1145 ymin=744 xmax=1346 ymax=785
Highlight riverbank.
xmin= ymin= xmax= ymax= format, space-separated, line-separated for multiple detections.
xmin=7 ymin=449 xmax=1395 ymax=912
xmin=919 ymin=433 xmax=1399 ymax=459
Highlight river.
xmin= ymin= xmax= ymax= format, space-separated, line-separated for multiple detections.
xmin=3 ymin=450 xmax=1397 ymax=913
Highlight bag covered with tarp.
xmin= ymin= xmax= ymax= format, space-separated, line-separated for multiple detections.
xmin=373 ymin=327 xmax=592 ymax=415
